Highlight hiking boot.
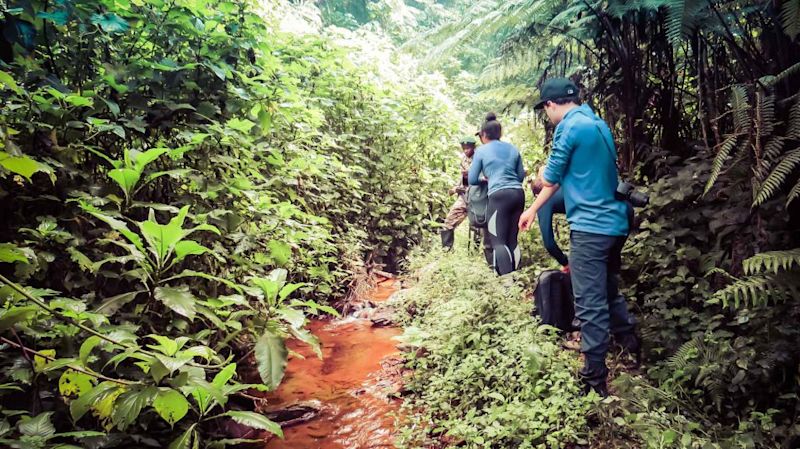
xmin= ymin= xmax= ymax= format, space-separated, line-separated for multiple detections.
xmin=440 ymin=229 xmax=454 ymax=251
xmin=579 ymin=361 xmax=609 ymax=397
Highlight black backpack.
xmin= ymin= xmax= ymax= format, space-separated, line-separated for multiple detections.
xmin=532 ymin=270 xmax=578 ymax=332
xmin=466 ymin=182 xmax=489 ymax=228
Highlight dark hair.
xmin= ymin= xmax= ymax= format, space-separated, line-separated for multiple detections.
xmin=550 ymin=96 xmax=581 ymax=106
xmin=481 ymin=112 xmax=502 ymax=140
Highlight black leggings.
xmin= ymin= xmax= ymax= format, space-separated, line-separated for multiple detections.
xmin=487 ymin=188 xmax=525 ymax=275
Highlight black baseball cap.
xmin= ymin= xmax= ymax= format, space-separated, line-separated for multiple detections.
xmin=533 ymin=78 xmax=579 ymax=110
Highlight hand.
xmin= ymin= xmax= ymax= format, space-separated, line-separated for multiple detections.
xmin=518 ymin=208 xmax=537 ymax=231
xmin=537 ymin=165 xmax=546 ymax=178
xmin=561 ymin=265 xmax=570 ymax=274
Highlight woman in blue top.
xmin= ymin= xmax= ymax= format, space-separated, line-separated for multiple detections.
xmin=469 ymin=113 xmax=526 ymax=275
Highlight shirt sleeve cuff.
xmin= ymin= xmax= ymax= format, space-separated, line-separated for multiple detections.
xmin=542 ymin=167 xmax=560 ymax=185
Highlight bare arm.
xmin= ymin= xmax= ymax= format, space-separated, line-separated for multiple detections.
xmin=519 ymin=183 xmax=560 ymax=231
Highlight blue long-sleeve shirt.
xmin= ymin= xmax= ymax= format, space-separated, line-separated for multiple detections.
xmin=542 ymin=104 xmax=628 ymax=236
xmin=537 ymin=188 xmax=569 ymax=266
xmin=468 ymin=140 xmax=525 ymax=195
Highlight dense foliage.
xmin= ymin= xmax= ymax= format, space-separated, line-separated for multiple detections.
xmin=0 ymin=0 xmax=462 ymax=446
xmin=394 ymin=243 xmax=595 ymax=449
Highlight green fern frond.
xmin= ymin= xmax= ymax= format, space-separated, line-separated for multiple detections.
xmin=744 ymin=248 xmax=800 ymax=275
xmin=730 ymin=85 xmax=752 ymax=132
xmin=781 ymin=0 xmax=800 ymax=40
xmin=789 ymin=97 xmax=800 ymax=139
xmin=754 ymin=137 xmax=784 ymax=183
xmin=704 ymin=134 xmax=740 ymax=194
xmin=758 ymin=92 xmax=776 ymax=136
xmin=753 ymin=148 xmax=800 ymax=206
xmin=667 ymin=334 xmax=703 ymax=372
xmin=665 ymin=0 xmax=708 ymax=45
xmin=788 ymin=177 xmax=800 ymax=206
xmin=770 ymin=61 xmax=800 ymax=86
xmin=710 ymin=272 xmax=800 ymax=308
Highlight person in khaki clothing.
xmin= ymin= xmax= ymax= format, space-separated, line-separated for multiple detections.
xmin=441 ymin=137 xmax=492 ymax=265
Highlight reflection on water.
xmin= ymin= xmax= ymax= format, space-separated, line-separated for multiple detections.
xmin=262 ymin=279 xmax=402 ymax=449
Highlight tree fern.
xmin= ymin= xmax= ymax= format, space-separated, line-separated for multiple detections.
xmin=781 ymin=0 xmax=800 ymax=41
xmin=753 ymin=148 xmax=800 ymax=206
xmin=788 ymin=177 xmax=800 ymax=206
xmin=704 ymin=134 xmax=741 ymax=194
xmin=731 ymin=85 xmax=751 ymax=132
xmin=758 ymin=92 xmax=776 ymax=136
xmin=665 ymin=0 xmax=707 ymax=45
xmin=744 ymin=248 xmax=800 ymax=275
xmin=754 ymin=136 xmax=785 ymax=183
xmin=789 ymin=96 xmax=800 ymax=139
xmin=710 ymin=249 xmax=800 ymax=308
xmin=667 ymin=334 xmax=703 ymax=372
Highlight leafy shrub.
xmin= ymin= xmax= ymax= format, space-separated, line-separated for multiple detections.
xmin=0 ymin=0 xmax=461 ymax=446
xmin=393 ymin=241 xmax=595 ymax=449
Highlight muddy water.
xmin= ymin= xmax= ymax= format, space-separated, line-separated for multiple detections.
xmin=263 ymin=279 xmax=402 ymax=449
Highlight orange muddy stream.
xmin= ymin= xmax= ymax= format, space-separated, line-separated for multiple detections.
xmin=263 ymin=278 xmax=402 ymax=449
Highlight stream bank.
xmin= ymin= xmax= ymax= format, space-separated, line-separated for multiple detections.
xmin=262 ymin=278 xmax=405 ymax=449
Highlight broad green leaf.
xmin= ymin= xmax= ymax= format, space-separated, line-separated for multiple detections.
xmin=94 ymin=290 xmax=143 ymax=316
xmin=67 ymin=247 xmax=93 ymax=271
xmin=58 ymin=370 xmax=94 ymax=398
xmin=90 ymin=13 xmax=129 ymax=33
xmin=18 ymin=412 xmax=56 ymax=437
xmin=153 ymin=388 xmax=189 ymax=425
xmin=154 ymin=286 xmax=197 ymax=321
xmin=34 ymin=349 xmax=56 ymax=372
xmin=191 ymin=363 xmax=236 ymax=416
xmin=174 ymin=240 xmax=211 ymax=263
xmin=278 ymin=307 xmax=305 ymax=329
xmin=130 ymin=148 xmax=169 ymax=170
xmin=140 ymin=207 xmax=189 ymax=264
xmin=108 ymin=168 xmax=141 ymax=198
xmin=0 ymin=71 xmax=22 ymax=94
xmin=0 ymin=243 xmax=29 ymax=263
xmin=165 ymin=270 xmax=244 ymax=294
xmin=53 ymin=430 xmax=106 ymax=438
xmin=0 ymin=306 xmax=38 ymax=331
xmin=79 ymin=336 xmax=102 ymax=366
xmin=168 ymin=424 xmax=196 ymax=449
xmin=112 ymin=386 xmax=157 ymax=430
xmin=70 ymin=382 xmax=120 ymax=421
xmin=213 ymin=364 xmax=237 ymax=388
xmin=147 ymin=334 xmax=182 ymax=356
xmin=64 ymin=95 xmax=94 ymax=108
xmin=37 ymin=10 xmax=69 ymax=25
xmin=154 ymin=353 xmax=193 ymax=374
xmin=80 ymin=203 xmax=145 ymax=252
xmin=254 ymin=331 xmax=287 ymax=390
xmin=0 ymin=152 xmax=43 ymax=180
xmin=144 ymin=168 xmax=193 ymax=184
xmin=226 ymin=118 xmax=255 ymax=133
xmin=289 ymin=327 xmax=321 ymax=359
xmin=279 ymin=283 xmax=306 ymax=301
xmin=222 ymin=411 xmax=283 ymax=438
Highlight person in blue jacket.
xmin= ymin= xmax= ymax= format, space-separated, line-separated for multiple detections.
xmin=519 ymin=78 xmax=639 ymax=397
xmin=469 ymin=113 xmax=526 ymax=275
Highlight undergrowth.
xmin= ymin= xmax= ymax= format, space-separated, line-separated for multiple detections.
xmin=392 ymin=237 xmax=596 ymax=449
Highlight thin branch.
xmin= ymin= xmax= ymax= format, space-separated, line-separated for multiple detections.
xmin=0 ymin=337 xmax=135 ymax=386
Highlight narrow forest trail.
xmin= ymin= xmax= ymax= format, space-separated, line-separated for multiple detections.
xmin=262 ymin=278 xmax=404 ymax=449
